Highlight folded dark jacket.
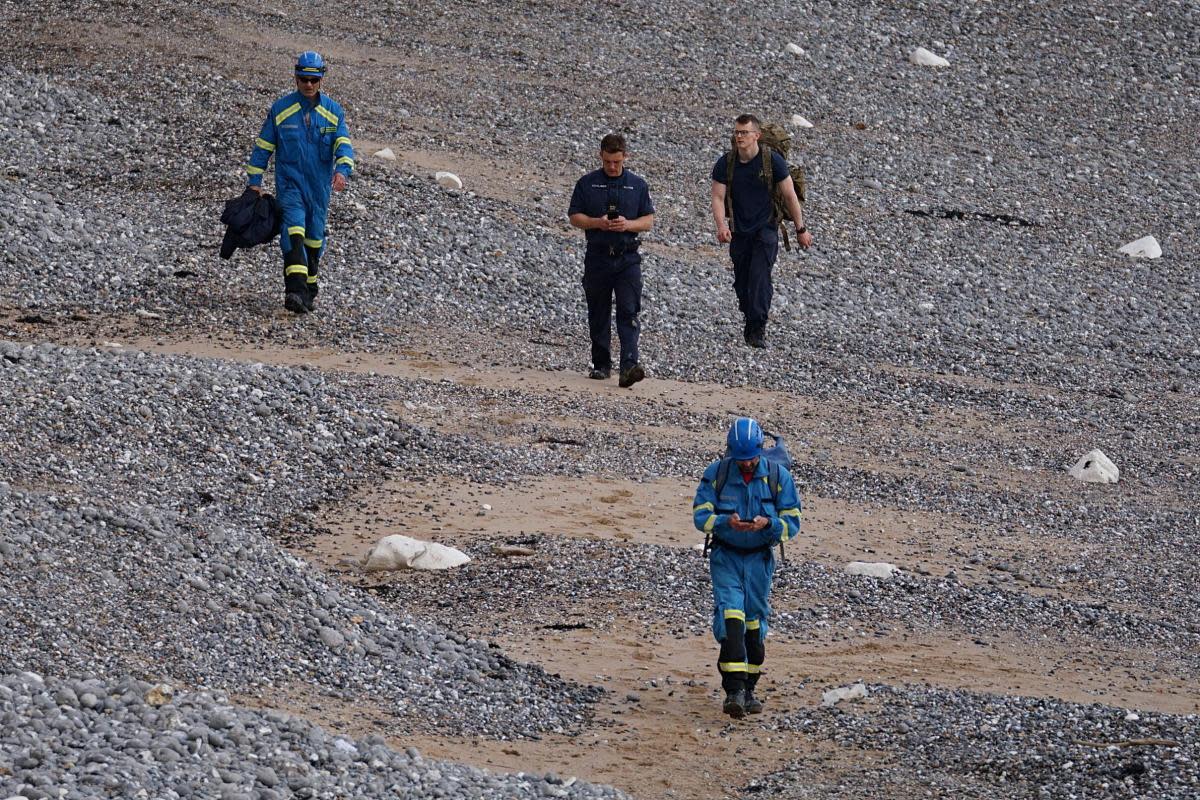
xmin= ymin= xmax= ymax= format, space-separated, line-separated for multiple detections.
xmin=219 ymin=188 xmax=281 ymax=259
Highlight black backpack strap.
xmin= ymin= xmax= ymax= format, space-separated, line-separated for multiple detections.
xmin=714 ymin=457 xmax=733 ymax=497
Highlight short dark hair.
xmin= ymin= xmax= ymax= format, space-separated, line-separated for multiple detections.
xmin=600 ymin=133 xmax=627 ymax=154
xmin=734 ymin=114 xmax=761 ymax=129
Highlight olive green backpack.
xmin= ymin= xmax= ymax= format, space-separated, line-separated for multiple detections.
xmin=723 ymin=122 xmax=806 ymax=250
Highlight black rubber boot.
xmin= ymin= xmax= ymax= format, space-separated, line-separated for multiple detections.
xmin=304 ymin=245 xmax=320 ymax=311
xmin=745 ymin=626 xmax=765 ymax=713
xmin=283 ymin=234 xmax=309 ymax=314
xmin=718 ymin=617 xmax=748 ymax=719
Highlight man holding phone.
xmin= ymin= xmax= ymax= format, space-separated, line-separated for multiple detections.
xmin=568 ymin=134 xmax=656 ymax=388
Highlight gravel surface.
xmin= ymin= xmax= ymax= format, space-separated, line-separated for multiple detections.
xmin=0 ymin=671 xmax=623 ymax=800
xmin=0 ymin=0 xmax=1196 ymax=797
xmin=759 ymin=684 xmax=1199 ymax=799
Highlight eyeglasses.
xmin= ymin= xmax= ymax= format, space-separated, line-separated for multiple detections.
xmin=733 ymin=129 xmax=758 ymax=137
xmin=296 ymin=76 xmax=321 ymax=84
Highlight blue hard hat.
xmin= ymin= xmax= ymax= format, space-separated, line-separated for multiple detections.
xmin=727 ymin=417 xmax=764 ymax=461
xmin=295 ymin=51 xmax=327 ymax=78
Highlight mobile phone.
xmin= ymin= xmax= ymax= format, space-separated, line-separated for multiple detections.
xmin=606 ymin=211 xmax=619 ymax=220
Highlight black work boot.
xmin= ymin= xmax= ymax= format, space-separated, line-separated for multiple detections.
xmin=304 ymin=281 xmax=318 ymax=312
xmin=284 ymin=291 xmax=309 ymax=314
xmin=747 ymin=321 xmax=767 ymax=349
xmin=618 ymin=364 xmax=645 ymax=388
xmin=744 ymin=687 xmax=764 ymax=714
xmin=304 ymin=246 xmax=320 ymax=311
xmin=723 ymin=688 xmax=747 ymax=719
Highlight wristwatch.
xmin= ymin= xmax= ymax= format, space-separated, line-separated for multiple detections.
xmin=796 ymin=225 xmax=807 ymax=234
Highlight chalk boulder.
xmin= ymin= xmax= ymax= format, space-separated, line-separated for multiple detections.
xmin=785 ymin=42 xmax=805 ymax=57
xmin=910 ymin=47 xmax=950 ymax=67
xmin=790 ymin=114 xmax=814 ymax=129
xmin=845 ymin=561 xmax=900 ymax=579
xmin=1117 ymin=236 xmax=1161 ymax=259
xmin=373 ymin=147 xmax=396 ymax=161
xmin=1068 ymin=449 xmax=1119 ymax=484
xmin=364 ymin=534 xmax=470 ymax=572
xmin=821 ymin=681 xmax=868 ymax=707
xmin=435 ymin=171 xmax=463 ymax=190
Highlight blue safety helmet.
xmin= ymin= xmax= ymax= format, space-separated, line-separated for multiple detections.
xmin=295 ymin=51 xmax=327 ymax=79
xmin=727 ymin=417 xmax=764 ymax=461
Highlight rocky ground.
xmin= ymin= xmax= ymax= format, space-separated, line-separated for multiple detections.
xmin=0 ymin=0 xmax=1196 ymax=798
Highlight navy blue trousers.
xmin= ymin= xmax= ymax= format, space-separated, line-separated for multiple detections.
xmin=582 ymin=254 xmax=642 ymax=371
xmin=730 ymin=227 xmax=778 ymax=330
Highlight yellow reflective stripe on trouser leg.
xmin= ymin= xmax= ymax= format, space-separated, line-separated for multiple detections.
xmin=303 ymin=238 xmax=322 ymax=248
xmin=718 ymin=661 xmax=749 ymax=673
xmin=746 ymin=663 xmax=762 ymax=674
xmin=306 ymin=275 xmax=318 ymax=284
xmin=287 ymin=226 xmax=305 ymax=237
xmin=723 ymin=609 xmax=746 ymax=622
xmin=745 ymin=619 xmax=761 ymax=631
xmin=285 ymin=265 xmax=309 ymax=277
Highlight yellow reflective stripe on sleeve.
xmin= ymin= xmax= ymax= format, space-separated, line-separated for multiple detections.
xmin=693 ymin=502 xmax=714 ymax=513
xmin=255 ymin=137 xmax=276 ymax=152
xmin=745 ymin=619 xmax=761 ymax=631
xmin=287 ymin=226 xmax=306 ymax=237
xmin=335 ymin=156 xmax=355 ymax=168
xmin=285 ymin=265 xmax=309 ymax=276
xmin=333 ymin=136 xmax=351 ymax=151
xmin=718 ymin=661 xmax=749 ymax=673
xmin=275 ymin=102 xmax=302 ymax=126
xmin=303 ymin=238 xmax=322 ymax=248
xmin=315 ymin=105 xmax=339 ymax=125
xmin=703 ymin=514 xmax=715 ymax=532
xmin=245 ymin=165 xmax=264 ymax=175
xmin=723 ymin=609 xmax=746 ymax=622
xmin=746 ymin=663 xmax=762 ymax=674
xmin=780 ymin=508 xmax=801 ymax=541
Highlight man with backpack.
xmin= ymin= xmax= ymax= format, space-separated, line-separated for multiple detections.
xmin=710 ymin=114 xmax=812 ymax=348
xmin=692 ymin=417 xmax=802 ymax=718
xmin=568 ymin=134 xmax=656 ymax=388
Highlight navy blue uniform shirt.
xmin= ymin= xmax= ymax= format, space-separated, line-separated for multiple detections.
xmin=568 ymin=168 xmax=655 ymax=253
xmin=712 ymin=149 xmax=790 ymax=235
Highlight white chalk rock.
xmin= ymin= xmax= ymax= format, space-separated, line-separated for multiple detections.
xmin=373 ymin=147 xmax=396 ymax=161
xmin=785 ymin=42 xmax=805 ymax=57
xmin=435 ymin=171 xmax=463 ymax=190
xmin=845 ymin=561 xmax=900 ymax=579
xmin=1068 ymin=449 xmax=1119 ymax=484
xmin=821 ymin=681 xmax=868 ymax=708
xmin=1117 ymin=235 xmax=1161 ymax=259
xmin=364 ymin=534 xmax=470 ymax=572
xmin=910 ymin=47 xmax=950 ymax=67
xmin=790 ymin=114 xmax=814 ymax=129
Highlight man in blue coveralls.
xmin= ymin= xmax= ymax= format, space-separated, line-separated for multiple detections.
xmin=568 ymin=134 xmax=656 ymax=388
xmin=710 ymin=114 xmax=812 ymax=348
xmin=245 ymin=51 xmax=354 ymax=314
xmin=692 ymin=417 xmax=802 ymax=718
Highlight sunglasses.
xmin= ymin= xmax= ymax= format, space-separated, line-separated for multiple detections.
xmin=296 ymin=76 xmax=321 ymax=84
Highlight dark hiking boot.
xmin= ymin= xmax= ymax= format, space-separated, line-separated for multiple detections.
xmin=588 ymin=367 xmax=611 ymax=380
xmin=284 ymin=292 xmax=309 ymax=314
xmin=618 ymin=364 xmax=645 ymax=388
xmin=304 ymin=285 xmax=318 ymax=312
xmin=747 ymin=334 xmax=767 ymax=349
xmin=723 ymin=689 xmax=746 ymax=719
xmin=744 ymin=690 xmax=763 ymax=714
